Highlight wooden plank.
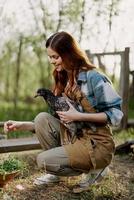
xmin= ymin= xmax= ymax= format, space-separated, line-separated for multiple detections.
xmin=0 ymin=136 xmax=41 ymax=153
xmin=127 ymin=119 xmax=134 ymax=127
xmin=115 ymin=140 xmax=134 ymax=154
xmin=86 ymin=49 xmax=124 ymax=56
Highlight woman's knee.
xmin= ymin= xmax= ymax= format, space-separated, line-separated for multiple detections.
xmin=36 ymin=152 xmax=45 ymax=169
xmin=36 ymin=151 xmax=60 ymax=172
xmin=34 ymin=112 xmax=51 ymax=126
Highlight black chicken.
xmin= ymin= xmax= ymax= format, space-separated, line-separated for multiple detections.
xmin=34 ymin=88 xmax=96 ymax=139
xmin=34 ymin=88 xmax=86 ymax=139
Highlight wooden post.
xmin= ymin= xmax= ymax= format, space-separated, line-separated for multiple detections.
xmin=130 ymin=71 xmax=134 ymax=97
xmin=120 ymin=47 xmax=130 ymax=129
xmin=85 ymin=50 xmax=94 ymax=63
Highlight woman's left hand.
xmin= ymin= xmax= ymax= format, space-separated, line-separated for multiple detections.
xmin=56 ymin=101 xmax=80 ymax=123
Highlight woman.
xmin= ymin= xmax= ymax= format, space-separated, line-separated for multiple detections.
xmin=4 ymin=31 xmax=123 ymax=192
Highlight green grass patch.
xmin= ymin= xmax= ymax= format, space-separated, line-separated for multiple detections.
xmin=0 ymin=101 xmax=46 ymax=121
xmin=114 ymin=128 xmax=134 ymax=145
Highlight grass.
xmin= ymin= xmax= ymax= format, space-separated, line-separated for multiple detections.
xmin=114 ymin=128 xmax=134 ymax=146
xmin=0 ymin=101 xmax=46 ymax=122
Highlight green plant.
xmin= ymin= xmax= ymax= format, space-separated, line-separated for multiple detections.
xmin=0 ymin=157 xmax=26 ymax=175
xmin=114 ymin=128 xmax=134 ymax=144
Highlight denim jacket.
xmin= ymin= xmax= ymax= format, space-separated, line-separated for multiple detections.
xmin=78 ymin=70 xmax=123 ymax=126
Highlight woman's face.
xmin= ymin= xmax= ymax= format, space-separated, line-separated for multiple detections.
xmin=47 ymin=47 xmax=64 ymax=72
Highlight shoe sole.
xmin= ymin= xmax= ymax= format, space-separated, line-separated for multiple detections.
xmin=33 ymin=180 xmax=60 ymax=186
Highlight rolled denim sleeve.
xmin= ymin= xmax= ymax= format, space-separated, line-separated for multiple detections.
xmin=87 ymin=71 xmax=124 ymax=126
xmin=104 ymin=108 xmax=124 ymax=126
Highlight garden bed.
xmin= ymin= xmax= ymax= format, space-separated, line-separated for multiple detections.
xmin=0 ymin=150 xmax=134 ymax=200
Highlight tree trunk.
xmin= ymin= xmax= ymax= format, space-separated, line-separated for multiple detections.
xmin=13 ymin=37 xmax=23 ymax=109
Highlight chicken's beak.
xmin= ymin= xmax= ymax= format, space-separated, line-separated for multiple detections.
xmin=34 ymin=93 xmax=39 ymax=98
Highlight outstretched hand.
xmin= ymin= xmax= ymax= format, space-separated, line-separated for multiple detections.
xmin=4 ymin=120 xmax=22 ymax=133
xmin=56 ymin=100 xmax=80 ymax=123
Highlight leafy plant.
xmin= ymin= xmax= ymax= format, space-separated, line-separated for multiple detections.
xmin=0 ymin=157 xmax=26 ymax=175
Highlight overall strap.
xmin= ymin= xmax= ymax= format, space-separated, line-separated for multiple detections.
xmin=68 ymin=87 xmax=97 ymax=169
xmin=70 ymin=86 xmax=96 ymax=113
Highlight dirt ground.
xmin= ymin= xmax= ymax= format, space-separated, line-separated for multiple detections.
xmin=0 ymin=150 xmax=134 ymax=200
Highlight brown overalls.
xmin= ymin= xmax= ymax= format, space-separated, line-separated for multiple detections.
xmin=60 ymin=87 xmax=115 ymax=173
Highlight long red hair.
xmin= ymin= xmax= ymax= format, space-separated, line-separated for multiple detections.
xmin=46 ymin=31 xmax=95 ymax=96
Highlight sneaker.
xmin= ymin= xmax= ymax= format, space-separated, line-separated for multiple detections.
xmin=33 ymin=174 xmax=60 ymax=185
xmin=73 ymin=167 xmax=109 ymax=193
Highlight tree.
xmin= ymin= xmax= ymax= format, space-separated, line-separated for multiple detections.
xmin=13 ymin=36 xmax=23 ymax=109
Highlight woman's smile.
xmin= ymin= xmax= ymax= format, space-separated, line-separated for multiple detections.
xmin=47 ymin=47 xmax=64 ymax=71
xmin=55 ymin=65 xmax=63 ymax=71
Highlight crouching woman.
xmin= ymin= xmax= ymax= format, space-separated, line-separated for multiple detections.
xmin=4 ymin=31 xmax=123 ymax=192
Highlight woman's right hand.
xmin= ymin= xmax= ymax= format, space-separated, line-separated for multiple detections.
xmin=4 ymin=120 xmax=23 ymax=133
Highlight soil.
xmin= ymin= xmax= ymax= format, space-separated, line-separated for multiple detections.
xmin=0 ymin=150 xmax=134 ymax=200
